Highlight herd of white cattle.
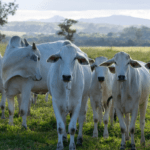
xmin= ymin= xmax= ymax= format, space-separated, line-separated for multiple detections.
xmin=0 ymin=36 xmax=150 ymax=150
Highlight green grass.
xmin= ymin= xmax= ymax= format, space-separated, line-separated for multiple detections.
xmin=1 ymin=45 xmax=150 ymax=149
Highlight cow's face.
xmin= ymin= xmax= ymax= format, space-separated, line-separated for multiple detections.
xmin=91 ymin=57 xmax=109 ymax=83
xmin=23 ymin=42 xmax=42 ymax=81
xmin=100 ymin=52 xmax=141 ymax=82
xmin=47 ymin=44 xmax=89 ymax=82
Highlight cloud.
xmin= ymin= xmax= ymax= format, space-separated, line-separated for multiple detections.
xmin=4 ymin=0 xmax=150 ymax=10
xmin=7 ymin=10 xmax=150 ymax=22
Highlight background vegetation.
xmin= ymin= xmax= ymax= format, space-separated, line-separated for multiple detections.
xmin=0 ymin=44 xmax=150 ymax=149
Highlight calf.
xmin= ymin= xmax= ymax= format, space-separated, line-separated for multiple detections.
xmin=90 ymin=56 xmax=114 ymax=138
xmin=100 ymin=52 xmax=150 ymax=150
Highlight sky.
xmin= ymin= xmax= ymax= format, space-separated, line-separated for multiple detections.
xmin=3 ymin=0 xmax=150 ymax=21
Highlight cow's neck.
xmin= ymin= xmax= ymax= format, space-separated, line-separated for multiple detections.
xmin=118 ymin=66 xmax=139 ymax=107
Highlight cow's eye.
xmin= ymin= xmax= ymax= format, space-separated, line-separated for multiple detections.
xmin=114 ymin=62 xmax=117 ymax=65
xmin=59 ymin=56 xmax=62 ymax=59
xmin=38 ymin=57 xmax=40 ymax=61
xmin=30 ymin=55 xmax=37 ymax=61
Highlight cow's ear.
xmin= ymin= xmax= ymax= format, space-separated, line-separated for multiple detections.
xmin=47 ymin=53 xmax=61 ymax=63
xmin=76 ymin=53 xmax=89 ymax=65
xmin=90 ymin=63 xmax=97 ymax=71
xmin=88 ymin=58 xmax=95 ymax=64
xmin=108 ymin=66 xmax=115 ymax=73
xmin=130 ymin=59 xmax=141 ymax=68
xmin=100 ymin=58 xmax=114 ymax=67
xmin=145 ymin=62 xmax=150 ymax=69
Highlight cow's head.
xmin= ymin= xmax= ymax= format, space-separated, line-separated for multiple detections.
xmin=8 ymin=36 xmax=42 ymax=81
xmin=91 ymin=56 xmax=114 ymax=83
xmin=47 ymin=44 xmax=89 ymax=82
xmin=100 ymin=52 xmax=141 ymax=81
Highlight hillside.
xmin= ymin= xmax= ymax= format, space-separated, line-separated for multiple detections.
xmin=0 ymin=21 xmax=124 ymax=34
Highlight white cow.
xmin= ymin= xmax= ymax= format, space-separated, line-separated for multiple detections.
xmin=47 ymin=43 xmax=92 ymax=150
xmin=2 ymin=36 xmax=42 ymax=128
xmin=0 ymin=54 xmax=7 ymax=119
xmin=100 ymin=52 xmax=150 ymax=150
xmin=90 ymin=56 xmax=114 ymax=138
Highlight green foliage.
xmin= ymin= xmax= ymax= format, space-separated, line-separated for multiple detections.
xmin=0 ymin=45 xmax=150 ymax=149
xmin=0 ymin=0 xmax=18 ymax=41
xmin=57 ymin=19 xmax=78 ymax=42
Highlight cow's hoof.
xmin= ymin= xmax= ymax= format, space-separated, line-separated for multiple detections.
xmin=93 ymin=132 xmax=98 ymax=138
xmin=103 ymin=133 xmax=109 ymax=139
xmin=131 ymin=144 xmax=136 ymax=150
xmin=125 ymin=136 xmax=130 ymax=141
xmin=77 ymin=137 xmax=83 ymax=146
xmin=1 ymin=116 xmax=5 ymax=119
xmin=140 ymin=139 xmax=145 ymax=146
xmin=120 ymin=144 xmax=125 ymax=150
xmin=69 ymin=143 xmax=76 ymax=150
xmin=56 ymin=142 xmax=64 ymax=150
xmin=22 ymin=125 xmax=27 ymax=130
xmin=63 ymin=135 xmax=68 ymax=143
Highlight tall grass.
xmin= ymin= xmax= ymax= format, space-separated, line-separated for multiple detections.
xmin=0 ymin=45 xmax=150 ymax=149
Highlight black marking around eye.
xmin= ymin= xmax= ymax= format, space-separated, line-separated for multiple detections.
xmin=30 ymin=55 xmax=37 ymax=61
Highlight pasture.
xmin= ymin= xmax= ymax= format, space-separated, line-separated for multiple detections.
xmin=0 ymin=44 xmax=150 ymax=150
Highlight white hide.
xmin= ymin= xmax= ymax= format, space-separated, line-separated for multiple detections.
xmin=2 ymin=36 xmax=89 ymax=129
xmin=2 ymin=36 xmax=42 ymax=128
xmin=47 ymin=44 xmax=92 ymax=150
xmin=0 ymin=54 xmax=7 ymax=119
xmin=100 ymin=52 xmax=150 ymax=149
xmin=90 ymin=57 xmax=114 ymax=138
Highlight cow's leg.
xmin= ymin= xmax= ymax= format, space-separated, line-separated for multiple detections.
xmin=125 ymin=113 xmax=130 ymax=141
xmin=17 ymin=94 xmax=21 ymax=116
xmin=53 ymin=99 xmax=64 ymax=150
xmin=33 ymin=93 xmax=38 ymax=104
xmin=27 ymin=98 xmax=31 ymax=116
xmin=103 ymin=100 xmax=112 ymax=138
xmin=0 ymin=90 xmax=6 ymax=119
xmin=62 ymin=111 xmax=67 ymax=142
xmin=139 ymin=99 xmax=148 ymax=145
xmin=69 ymin=100 xmax=81 ymax=150
xmin=45 ymin=92 xmax=49 ymax=102
xmin=116 ymin=108 xmax=126 ymax=150
xmin=7 ymin=97 xmax=15 ymax=125
xmin=90 ymin=96 xmax=99 ymax=138
xmin=98 ymin=106 xmax=103 ymax=125
xmin=129 ymin=106 xmax=139 ymax=150
xmin=77 ymin=95 xmax=88 ymax=145
xmin=20 ymin=83 xmax=32 ymax=129
xmin=109 ymin=99 xmax=114 ymax=126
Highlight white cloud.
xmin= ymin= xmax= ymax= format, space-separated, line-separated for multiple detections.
xmin=8 ymin=10 xmax=150 ymax=22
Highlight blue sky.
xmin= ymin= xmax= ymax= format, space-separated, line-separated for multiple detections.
xmin=4 ymin=0 xmax=150 ymax=21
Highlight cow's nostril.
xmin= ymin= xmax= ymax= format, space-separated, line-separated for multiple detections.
xmin=118 ymin=75 xmax=125 ymax=81
xmin=62 ymin=75 xmax=71 ymax=82
xmin=98 ymin=77 xmax=105 ymax=82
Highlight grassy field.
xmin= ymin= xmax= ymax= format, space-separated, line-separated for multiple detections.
xmin=1 ymin=45 xmax=150 ymax=150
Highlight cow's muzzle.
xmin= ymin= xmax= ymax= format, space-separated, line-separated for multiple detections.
xmin=62 ymin=75 xmax=71 ymax=82
xmin=118 ymin=75 xmax=125 ymax=81
xmin=98 ymin=77 xmax=105 ymax=82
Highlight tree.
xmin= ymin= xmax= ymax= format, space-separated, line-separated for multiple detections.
xmin=0 ymin=0 xmax=18 ymax=41
xmin=57 ymin=19 xmax=78 ymax=42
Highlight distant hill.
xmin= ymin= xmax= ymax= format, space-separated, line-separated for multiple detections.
xmin=78 ymin=15 xmax=150 ymax=26
xmin=1 ymin=21 xmax=124 ymax=34
xmin=27 ymin=15 xmax=150 ymax=26
xmin=28 ymin=15 xmax=65 ymax=22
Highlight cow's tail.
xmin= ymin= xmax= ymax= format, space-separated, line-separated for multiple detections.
xmin=114 ymin=109 xmax=117 ymax=122
xmin=107 ymin=96 xmax=113 ymax=106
